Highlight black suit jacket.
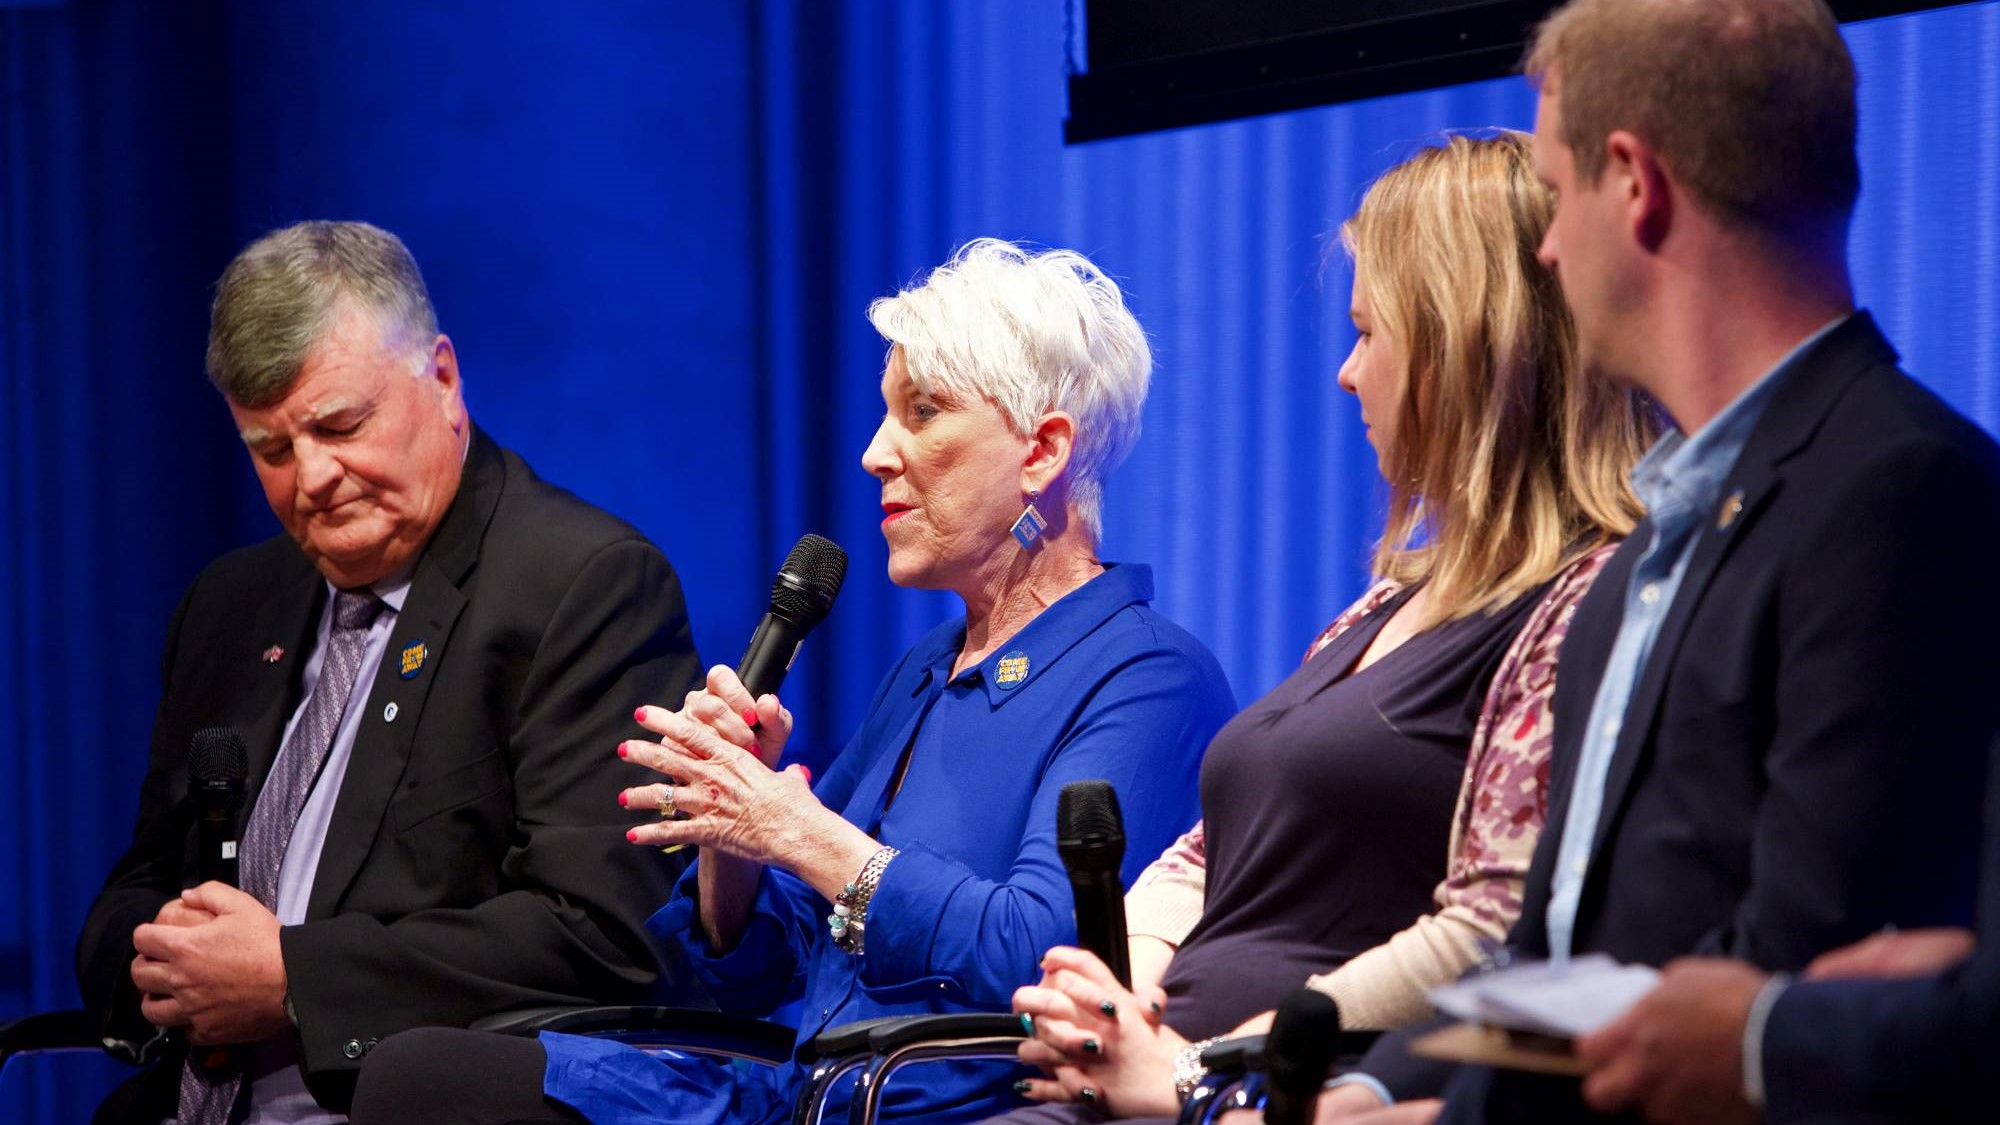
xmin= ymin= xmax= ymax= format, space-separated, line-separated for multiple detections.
xmin=1760 ymin=734 xmax=2000 ymax=1123
xmin=77 ymin=429 xmax=704 ymax=1112
xmin=1362 ymin=314 xmax=2000 ymax=1120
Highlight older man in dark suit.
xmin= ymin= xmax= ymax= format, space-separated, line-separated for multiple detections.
xmin=76 ymin=221 xmax=703 ymax=1122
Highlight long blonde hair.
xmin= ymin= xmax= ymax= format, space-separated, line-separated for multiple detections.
xmin=1342 ymin=131 xmax=1656 ymax=627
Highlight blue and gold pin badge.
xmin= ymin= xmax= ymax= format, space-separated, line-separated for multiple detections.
xmin=1717 ymin=488 xmax=1745 ymax=531
xmin=398 ymin=640 xmax=428 ymax=680
xmin=995 ymin=650 xmax=1031 ymax=690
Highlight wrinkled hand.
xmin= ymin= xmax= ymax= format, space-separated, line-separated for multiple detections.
xmin=1805 ymin=927 xmax=1974 ymax=981
xmin=622 ymin=666 xmax=819 ymax=866
xmin=1012 ymin=945 xmax=1178 ymax=1117
xmin=129 ymin=883 xmax=288 ymax=1045
xmin=134 ymin=897 xmax=219 ymax=1014
xmin=1577 ymin=957 xmax=1766 ymax=1125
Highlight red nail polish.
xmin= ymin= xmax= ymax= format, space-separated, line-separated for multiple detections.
xmin=634 ymin=706 xmax=648 ymax=722
xmin=618 ymin=792 xmax=629 ymax=807
xmin=617 ymin=744 xmax=629 ymax=759
xmin=799 ymin=765 xmax=813 ymax=784
xmin=741 ymin=709 xmax=759 ymax=728
xmin=626 ymin=829 xmax=639 ymax=842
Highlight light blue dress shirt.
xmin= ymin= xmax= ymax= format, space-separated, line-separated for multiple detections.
xmin=241 ymin=574 xmax=409 ymax=1125
xmin=1544 ymin=319 xmax=1845 ymax=963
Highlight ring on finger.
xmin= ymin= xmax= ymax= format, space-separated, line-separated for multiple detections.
xmin=661 ymin=785 xmax=677 ymax=819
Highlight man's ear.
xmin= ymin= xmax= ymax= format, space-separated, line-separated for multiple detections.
xmin=430 ymin=334 xmax=467 ymax=433
xmin=1022 ymin=411 xmax=1077 ymax=494
xmin=1606 ymin=129 xmax=1673 ymax=251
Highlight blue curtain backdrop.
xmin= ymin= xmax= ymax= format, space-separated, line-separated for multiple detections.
xmin=4 ymin=0 xmax=1997 ymax=1117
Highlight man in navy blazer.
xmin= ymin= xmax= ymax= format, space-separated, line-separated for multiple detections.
xmin=1575 ymin=733 xmax=2000 ymax=1123
xmin=1314 ymin=1 xmax=2000 ymax=1120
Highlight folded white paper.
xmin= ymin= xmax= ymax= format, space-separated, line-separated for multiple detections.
xmin=1427 ymin=954 xmax=1660 ymax=1039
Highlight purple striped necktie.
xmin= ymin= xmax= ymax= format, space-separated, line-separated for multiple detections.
xmin=177 ymin=589 xmax=383 ymax=1125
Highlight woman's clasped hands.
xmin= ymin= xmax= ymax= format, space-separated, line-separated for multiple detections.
xmin=1012 ymin=946 xmax=1186 ymax=1118
xmin=618 ymin=664 xmax=814 ymax=866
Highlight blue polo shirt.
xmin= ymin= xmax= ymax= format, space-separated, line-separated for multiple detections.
xmin=541 ymin=563 xmax=1234 ymax=1124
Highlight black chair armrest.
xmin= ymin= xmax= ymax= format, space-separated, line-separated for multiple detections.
xmin=800 ymin=1016 xmax=908 ymax=1063
xmin=1332 ymin=1029 xmax=1383 ymax=1061
xmin=0 ymin=1009 xmax=100 ymax=1058
xmin=1195 ymin=1027 xmax=1384 ymax=1077
xmin=835 ymin=1014 xmax=1031 ymax=1125
xmin=865 ymin=1013 xmax=1025 ymax=1053
xmin=468 ymin=1005 xmax=794 ymax=1065
xmin=1200 ymin=1033 xmax=1266 ymax=1077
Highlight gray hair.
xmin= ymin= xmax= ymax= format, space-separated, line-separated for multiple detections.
xmin=866 ymin=238 xmax=1152 ymax=540
xmin=207 ymin=220 xmax=439 ymax=407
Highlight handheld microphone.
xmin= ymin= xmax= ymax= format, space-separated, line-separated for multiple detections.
xmin=1261 ymin=989 xmax=1345 ymax=1125
xmin=737 ymin=534 xmax=848 ymax=700
xmin=189 ymin=727 xmax=247 ymax=887
xmin=1056 ymin=780 xmax=1131 ymax=988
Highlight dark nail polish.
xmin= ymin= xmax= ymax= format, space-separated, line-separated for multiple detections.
xmin=1011 ymin=1079 xmax=1032 ymax=1094
xmin=1149 ymin=1001 xmax=1162 ymax=1014
xmin=1098 ymin=999 xmax=1118 ymax=1017
xmin=1082 ymin=1038 xmax=1100 ymax=1055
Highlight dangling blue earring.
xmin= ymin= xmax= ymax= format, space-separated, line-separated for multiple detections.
xmin=1011 ymin=488 xmax=1047 ymax=551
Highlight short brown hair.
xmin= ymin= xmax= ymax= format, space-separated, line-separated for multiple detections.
xmin=1525 ymin=0 xmax=1859 ymax=234
xmin=1343 ymin=132 xmax=1658 ymax=627
xmin=207 ymin=220 xmax=439 ymax=407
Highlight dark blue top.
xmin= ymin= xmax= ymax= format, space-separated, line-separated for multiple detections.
xmin=540 ymin=563 xmax=1235 ymax=1124
xmin=1161 ymin=582 xmax=1546 ymax=1039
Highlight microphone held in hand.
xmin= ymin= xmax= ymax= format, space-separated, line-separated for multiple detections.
xmin=737 ymin=533 xmax=849 ymax=700
xmin=1056 ymin=779 xmax=1131 ymax=988
xmin=1261 ymin=988 xmax=1345 ymax=1125
xmin=188 ymin=727 xmax=248 ymax=887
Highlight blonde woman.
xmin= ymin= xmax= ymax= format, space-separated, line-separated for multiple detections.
xmin=994 ymin=131 xmax=1658 ymax=1122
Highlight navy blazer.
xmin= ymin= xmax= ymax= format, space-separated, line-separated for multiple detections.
xmin=1760 ymin=734 xmax=2000 ymax=1123
xmin=1363 ymin=314 xmax=2000 ymax=1120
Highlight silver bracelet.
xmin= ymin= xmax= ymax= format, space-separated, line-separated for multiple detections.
xmin=829 ymin=846 xmax=899 ymax=955
xmin=1172 ymin=1035 xmax=1225 ymax=1102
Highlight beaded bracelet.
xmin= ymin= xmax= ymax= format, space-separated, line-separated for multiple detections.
xmin=1172 ymin=1036 xmax=1225 ymax=1102
xmin=829 ymin=846 xmax=899 ymax=955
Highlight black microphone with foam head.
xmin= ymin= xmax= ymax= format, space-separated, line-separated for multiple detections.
xmin=1261 ymin=988 xmax=1345 ymax=1125
xmin=188 ymin=727 xmax=247 ymax=887
xmin=1056 ymin=779 xmax=1131 ymax=988
xmin=737 ymin=534 xmax=848 ymax=700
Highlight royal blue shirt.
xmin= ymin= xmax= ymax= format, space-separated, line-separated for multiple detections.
xmin=540 ymin=563 xmax=1234 ymax=1124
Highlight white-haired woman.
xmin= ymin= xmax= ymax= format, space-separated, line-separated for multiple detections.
xmin=349 ymin=240 xmax=1236 ymax=1125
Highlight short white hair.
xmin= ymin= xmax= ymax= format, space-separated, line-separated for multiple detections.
xmin=866 ymin=238 xmax=1151 ymax=540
